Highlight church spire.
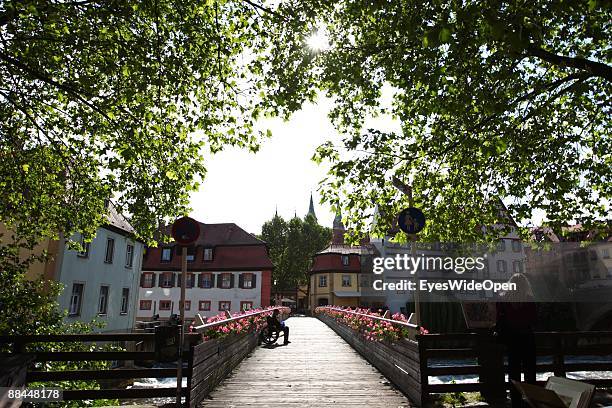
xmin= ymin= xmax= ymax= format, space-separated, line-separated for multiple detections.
xmin=307 ymin=192 xmax=317 ymax=220
xmin=332 ymin=207 xmax=345 ymax=244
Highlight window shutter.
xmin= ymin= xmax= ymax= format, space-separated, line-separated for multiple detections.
xmin=230 ymin=274 xmax=235 ymax=288
xmin=177 ymin=273 xmax=182 ymax=287
xmin=197 ymin=273 xmax=202 ymax=288
xmin=171 ymin=273 xmax=176 ymax=287
xmin=152 ymin=273 xmax=156 ymax=287
xmin=238 ymin=274 xmax=244 ymax=289
xmin=140 ymin=274 xmax=145 ymax=287
xmin=159 ymin=274 xmax=163 ymax=287
xmin=252 ymin=274 xmax=257 ymax=289
xmin=215 ymin=274 xmax=220 ymax=288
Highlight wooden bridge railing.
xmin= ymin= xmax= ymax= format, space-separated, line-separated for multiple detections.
xmin=316 ymin=306 xmax=612 ymax=407
xmin=0 ymin=331 xmax=201 ymax=400
xmin=0 ymin=306 xmax=290 ymax=406
xmin=188 ymin=306 xmax=290 ymax=408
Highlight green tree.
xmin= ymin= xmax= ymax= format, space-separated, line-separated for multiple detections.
xmin=260 ymin=213 xmax=331 ymax=290
xmin=256 ymin=1 xmax=611 ymax=242
xmin=0 ymin=0 xmax=271 ymax=245
xmin=0 ymin=0 xmax=272 ymax=337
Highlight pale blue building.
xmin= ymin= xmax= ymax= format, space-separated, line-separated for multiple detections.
xmin=54 ymin=203 xmax=144 ymax=332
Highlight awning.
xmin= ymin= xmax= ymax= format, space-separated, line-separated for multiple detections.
xmin=333 ymin=291 xmax=361 ymax=298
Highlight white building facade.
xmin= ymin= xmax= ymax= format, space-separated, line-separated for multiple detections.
xmin=136 ymin=221 xmax=273 ymax=322
xmin=55 ymin=204 xmax=145 ymax=332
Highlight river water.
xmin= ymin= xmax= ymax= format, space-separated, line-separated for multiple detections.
xmin=428 ymin=355 xmax=612 ymax=385
xmin=126 ymin=356 xmax=612 ymax=405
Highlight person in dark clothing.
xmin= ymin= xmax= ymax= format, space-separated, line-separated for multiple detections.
xmin=266 ymin=309 xmax=289 ymax=345
xmin=495 ymin=273 xmax=537 ymax=408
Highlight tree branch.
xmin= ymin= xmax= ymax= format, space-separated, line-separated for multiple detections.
xmin=0 ymin=50 xmax=111 ymax=120
xmin=241 ymin=0 xmax=284 ymax=19
xmin=526 ymin=46 xmax=611 ymax=82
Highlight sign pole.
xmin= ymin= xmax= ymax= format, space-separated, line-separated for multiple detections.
xmin=170 ymin=216 xmax=200 ymax=407
xmin=407 ymin=187 xmax=421 ymax=326
xmin=393 ymin=176 xmax=423 ymax=326
xmin=176 ymin=246 xmax=187 ymax=406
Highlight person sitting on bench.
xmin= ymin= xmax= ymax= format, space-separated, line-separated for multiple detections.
xmin=266 ymin=309 xmax=289 ymax=345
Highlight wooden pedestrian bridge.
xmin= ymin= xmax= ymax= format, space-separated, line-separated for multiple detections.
xmin=2 ymin=306 xmax=612 ymax=407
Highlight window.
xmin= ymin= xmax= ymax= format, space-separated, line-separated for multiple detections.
xmin=161 ymin=272 xmax=173 ymax=288
xmin=511 ymin=240 xmax=522 ymax=253
xmin=513 ymin=261 xmax=523 ymax=274
xmin=482 ymin=263 xmax=490 ymax=278
xmin=241 ymin=273 xmax=254 ymax=289
xmin=186 ymin=273 xmax=195 ymax=288
xmin=342 ymin=255 xmax=349 ymax=266
xmin=125 ymin=244 xmax=134 ymax=268
xmin=220 ymin=273 xmax=232 ymax=289
xmin=120 ymin=288 xmax=129 ymax=314
xmin=603 ymin=249 xmax=610 ymax=259
xmin=161 ymin=247 xmax=172 ymax=262
xmin=496 ymin=240 xmax=506 ymax=252
xmin=69 ymin=283 xmax=84 ymax=316
xmin=104 ymin=238 xmax=115 ymax=263
xmin=141 ymin=273 xmax=155 ymax=288
xmin=240 ymin=301 xmax=253 ymax=311
xmin=186 ymin=246 xmax=196 ymax=262
xmin=319 ymin=275 xmax=327 ymax=287
xmin=159 ymin=300 xmax=172 ymax=311
xmin=77 ymin=235 xmax=90 ymax=258
xmin=98 ymin=286 xmax=109 ymax=315
xmin=200 ymin=273 xmax=213 ymax=288
xmin=203 ymin=248 xmax=214 ymax=261
xmin=497 ymin=260 xmax=507 ymax=274
xmin=218 ymin=301 xmax=231 ymax=311
xmin=198 ymin=300 xmax=211 ymax=311
xmin=139 ymin=300 xmax=152 ymax=310
xmin=182 ymin=300 xmax=191 ymax=311
xmin=342 ymin=274 xmax=351 ymax=287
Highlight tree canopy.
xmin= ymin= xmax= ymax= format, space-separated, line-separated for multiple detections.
xmin=0 ymin=0 xmax=270 ymax=244
xmin=260 ymin=214 xmax=331 ymax=290
xmin=258 ymin=0 xmax=611 ymax=242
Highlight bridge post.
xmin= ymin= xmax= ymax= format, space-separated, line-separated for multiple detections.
xmin=553 ymin=335 xmax=566 ymax=377
xmin=478 ymin=331 xmax=505 ymax=403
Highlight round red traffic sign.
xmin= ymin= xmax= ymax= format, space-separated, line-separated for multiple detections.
xmin=171 ymin=216 xmax=200 ymax=245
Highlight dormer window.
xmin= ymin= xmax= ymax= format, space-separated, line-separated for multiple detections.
xmin=341 ymin=255 xmax=349 ymax=266
xmin=161 ymin=247 xmax=172 ymax=262
xmin=203 ymin=247 xmax=214 ymax=261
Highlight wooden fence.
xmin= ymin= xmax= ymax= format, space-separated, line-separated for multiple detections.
xmin=317 ymin=306 xmax=612 ymax=407
xmin=0 ymin=331 xmax=201 ymax=400
xmin=0 ymin=306 xmax=289 ymax=406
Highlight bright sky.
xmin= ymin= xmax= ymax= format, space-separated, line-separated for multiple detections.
xmin=189 ymin=97 xmax=339 ymax=234
xmin=189 ymin=88 xmax=401 ymax=235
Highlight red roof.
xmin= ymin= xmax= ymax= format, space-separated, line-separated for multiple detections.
xmin=310 ymin=252 xmax=361 ymax=273
xmin=143 ymin=221 xmax=272 ymax=271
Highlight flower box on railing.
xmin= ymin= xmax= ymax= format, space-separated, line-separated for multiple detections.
xmin=192 ymin=306 xmax=291 ymax=342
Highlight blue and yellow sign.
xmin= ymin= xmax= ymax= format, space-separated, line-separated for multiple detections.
xmin=398 ymin=207 xmax=426 ymax=234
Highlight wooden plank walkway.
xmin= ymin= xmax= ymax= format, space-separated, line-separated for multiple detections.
xmin=200 ymin=316 xmax=411 ymax=407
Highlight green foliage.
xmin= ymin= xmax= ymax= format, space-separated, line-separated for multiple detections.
xmin=0 ymin=0 xmax=272 ymax=245
xmin=257 ymin=1 xmax=611 ymax=243
xmin=260 ymin=213 xmax=331 ymax=290
xmin=0 ymin=238 xmax=65 ymax=336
